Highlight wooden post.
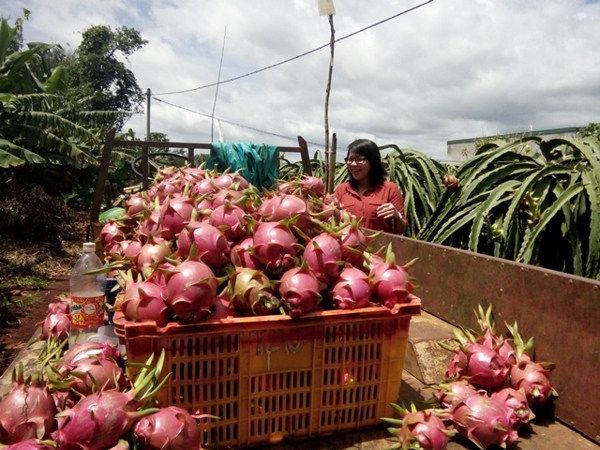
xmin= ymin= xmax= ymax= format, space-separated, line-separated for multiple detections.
xmin=90 ymin=128 xmax=116 ymax=224
xmin=328 ymin=133 xmax=337 ymax=193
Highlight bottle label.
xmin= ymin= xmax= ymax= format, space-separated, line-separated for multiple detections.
xmin=71 ymin=295 xmax=105 ymax=329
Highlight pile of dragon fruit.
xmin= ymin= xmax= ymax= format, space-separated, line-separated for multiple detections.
xmin=0 ymin=328 xmax=211 ymax=450
xmin=381 ymin=305 xmax=558 ymax=450
xmin=96 ymin=166 xmax=418 ymax=324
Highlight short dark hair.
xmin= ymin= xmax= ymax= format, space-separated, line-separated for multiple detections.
xmin=346 ymin=139 xmax=387 ymax=189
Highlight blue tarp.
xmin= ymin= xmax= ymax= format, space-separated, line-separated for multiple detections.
xmin=206 ymin=142 xmax=279 ymax=189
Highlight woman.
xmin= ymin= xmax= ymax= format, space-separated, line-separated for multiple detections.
xmin=334 ymin=139 xmax=407 ymax=235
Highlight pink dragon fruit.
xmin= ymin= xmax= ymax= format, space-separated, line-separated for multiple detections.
xmin=132 ymin=406 xmax=202 ymax=450
xmin=338 ymin=212 xmax=380 ymax=270
xmin=491 ymin=387 xmax=534 ymax=429
xmin=450 ymin=391 xmax=519 ymax=449
xmin=432 ymin=378 xmax=480 ymax=410
xmin=121 ymin=279 xmax=172 ymax=327
xmin=230 ymin=237 xmax=263 ymax=270
xmin=177 ymin=221 xmax=231 ymax=268
xmin=213 ymin=171 xmax=250 ymax=191
xmin=446 ymin=341 xmax=510 ymax=389
xmin=252 ymin=221 xmax=300 ymax=272
xmin=136 ymin=236 xmax=172 ymax=278
xmin=510 ymin=359 xmax=557 ymax=407
xmin=302 ymin=232 xmax=344 ymax=283
xmin=206 ymin=202 xmax=248 ymax=242
xmin=49 ymin=355 xmax=129 ymax=398
xmin=46 ymin=298 xmax=70 ymax=315
xmin=0 ymin=365 xmax=57 ymax=444
xmin=329 ymin=265 xmax=373 ymax=310
xmin=159 ymin=194 xmax=196 ymax=241
xmin=257 ymin=194 xmax=314 ymax=231
xmin=60 ymin=341 xmax=123 ymax=367
xmin=381 ymin=403 xmax=454 ymax=450
xmin=227 ymin=267 xmax=279 ymax=316
xmin=505 ymin=320 xmax=558 ymax=407
xmin=278 ymin=264 xmax=325 ymax=317
xmin=53 ymin=352 xmax=167 ymax=450
xmin=39 ymin=311 xmax=71 ymax=342
xmin=99 ymin=220 xmax=126 ymax=252
xmin=0 ymin=439 xmax=56 ymax=450
xmin=163 ymin=260 xmax=222 ymax=322
xmin=369 ymin=244 xmax=416 ymax=310
xmin=300 ymin=175 xmax=325 ymax=196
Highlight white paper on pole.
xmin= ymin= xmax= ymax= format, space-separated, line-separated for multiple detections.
xmin=318 ymin=0 xmax=336 ymax=16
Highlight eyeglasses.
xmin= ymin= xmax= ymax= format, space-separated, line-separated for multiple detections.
xmin=344 ymin=157 xmax=368 ymax=165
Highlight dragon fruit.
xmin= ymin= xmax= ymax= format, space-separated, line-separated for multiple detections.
xmin=369 ymin=244 xmax=416 ymax=310
xmin=121 ymin=279 xmax=171 ymax=327
xmin=46 ymin=298 xmax=70 ymax=315
xmin=257 ymin=194 xmax=313 ymax=231
xmin=337 ymin=212 xmax=380 ymax=270
xmin=0 ymin=365 xmax=57 ymax=444
xmin=450 ymin=391 xmax=519 ymax=450
xmin=329 ymin=265 xmax=373 ymax=310
xmin=278 ymin=264 xmax=324 ymax=317
xmin=136 ymin=236 xmax=172 ymax=278
xmin=510 ymin=359 xmax=557 ymax=407
xmin=446 ymin=340 xmax=510 ymax=389
xmin=227 ymin=267 xmax=279 ymax=316
xmin=302 ymin=232 xmax=344 ymax=283
xmin=252 ymin=221 xmax=300 ymax=272
xmin=132 ymin=406 xmax=202 ymax=450
xmin=163 ymin=260 xmax=222 ymax=322
xmin=206 ymin=202 xmax=248 ymax=242
xmin=381 ymin=403 xmax=454 ymax=450
xmin=432 ymin=378 xmax=480 ymax=410
xmin=230 ymin=237 xmax=262 ymax=270
xmin=0 ymin=439 xmax=56 ymax=450
xmin=60 ymin=341 xmax=123 ymax=367
xmin=176 ymin=221 xmax=231 ymax=268
xmin=39 ymin=312 xmax=71 ymax=342
xmin=159 ymin=194 xmax=196 ymax=241
xmin=53 ymin=351 xmax=167 ymax=450
xmin=505 ymin=320 xmax=558 ymax=407
xmin=490 ymin=387 xmax=534 ymax=429
xmin=49 ymin=355 xmax=129 ymax=398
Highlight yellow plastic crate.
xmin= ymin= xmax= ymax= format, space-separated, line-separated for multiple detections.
xmin=115 ymin=297 xmax=420 ymax=448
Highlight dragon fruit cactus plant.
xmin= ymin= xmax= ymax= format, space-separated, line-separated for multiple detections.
xmin=0 ymin=365 xmax=57 ymax=444
xmin=380 ymin=402 xmax=454 ymax=450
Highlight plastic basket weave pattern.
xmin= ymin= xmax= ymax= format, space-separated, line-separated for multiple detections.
xmin=116 ymin=298 xmax=420 ymax=448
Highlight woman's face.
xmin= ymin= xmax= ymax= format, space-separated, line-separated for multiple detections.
xmin=346 ymin=151 xmax=371 ymax=184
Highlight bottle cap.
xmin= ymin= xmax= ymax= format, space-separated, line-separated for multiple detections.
xmin=83 ymin=242 xmax=97 ymax=253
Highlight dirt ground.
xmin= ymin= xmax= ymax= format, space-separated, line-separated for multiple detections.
xmin=0 ymin=223 xmax=86 ymax=378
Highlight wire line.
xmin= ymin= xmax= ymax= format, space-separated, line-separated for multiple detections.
xmin=154 ymin=1 xmax=434 ymax=96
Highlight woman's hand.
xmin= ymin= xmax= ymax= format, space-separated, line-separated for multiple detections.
xmin=376 ymin=203 xmax=402 ymax=220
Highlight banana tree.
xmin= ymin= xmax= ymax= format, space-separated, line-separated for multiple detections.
xmin=0 ymin=14 xmax=118 ymax=169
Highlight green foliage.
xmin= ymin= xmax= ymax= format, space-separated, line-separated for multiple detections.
xmin=418 ymin=136 xmax=600 ymax=280
xmin=66 ymin=24 xmax=147 ymax=129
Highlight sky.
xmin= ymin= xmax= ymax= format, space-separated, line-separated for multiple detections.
xmin=4 ymin=0 xmax=600 ymax=162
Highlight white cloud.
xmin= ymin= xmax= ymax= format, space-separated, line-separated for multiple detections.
xmin=4 ymin=0 xmax=600 ymax=161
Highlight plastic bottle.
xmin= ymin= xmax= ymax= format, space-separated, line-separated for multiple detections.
xmin=69 ymin=242 xmax=107 ymax=346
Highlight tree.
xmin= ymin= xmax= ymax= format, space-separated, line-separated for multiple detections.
xmin=66 ymin=25 xmax=147 ymax=130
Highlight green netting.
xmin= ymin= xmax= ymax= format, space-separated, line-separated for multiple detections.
xmin=206 ymin=142 xmax=279 ymax=189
